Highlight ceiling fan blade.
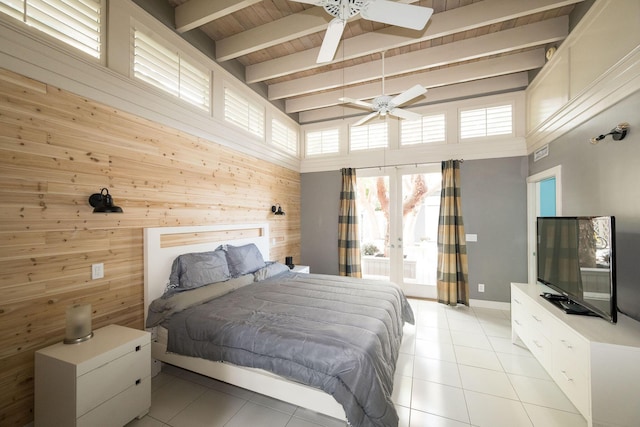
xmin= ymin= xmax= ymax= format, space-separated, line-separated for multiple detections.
xmin=389 ymin=108 xmax=422 ymax=121
xmin=361 ymin=1 xmax=433 ymax=31
xmin=339 ymin=97 xmax=374 ymax=109
xmin=317 ymin=18 xmax=346 ymax=63
xmin=288 ymin=0 xmax=324 ymax=5
xmin=353 ymin=112 xmax=379 ymax=127
xmin=390 ymin=85 xmax=427 ymax=108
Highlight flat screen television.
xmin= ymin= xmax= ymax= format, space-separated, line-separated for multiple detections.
xmin=537 ymin=216 xmax=617 ymax=323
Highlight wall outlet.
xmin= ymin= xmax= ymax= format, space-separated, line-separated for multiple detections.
xmin=92 ymin=263 xmax=104 ymax=280
xmin=478 ymin=283 xmax=485 ymax=292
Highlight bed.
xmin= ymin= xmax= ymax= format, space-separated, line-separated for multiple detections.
xmin=144 ymin=224 xmax=414 ymax=427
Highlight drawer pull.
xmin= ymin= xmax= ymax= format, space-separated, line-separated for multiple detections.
xmin=136 ymin=378 xmax=141 ymax=385
xmin=560 ymin=339 xmax=573 ymax=349
xmin=513 ymin=298 xmax=521 ymax=305
xmin=560 ymin=370 xmax=574 ymax=382
xmin=531 ymin=315 xmax=542 ymax=322
xmin=514 ymin=319 xmax=522 ymax=326
xmin=533 ymin=340 xmax=543 ymax=349
xmin=135 ymin=345 xmax=141 ymax=351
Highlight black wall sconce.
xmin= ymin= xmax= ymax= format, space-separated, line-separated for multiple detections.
xmin=89 ymin=188 xmax=123 ymax=213
xmin=271 ymin=204 xmax=285 ymax=215
xmin=590 ymin=122 xmax=630 ymax=144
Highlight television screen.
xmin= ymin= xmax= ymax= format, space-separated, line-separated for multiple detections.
xmin=537 ymin=216 xmax=616 ymax=323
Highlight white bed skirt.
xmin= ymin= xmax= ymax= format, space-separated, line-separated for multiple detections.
xmin=150 ymin=328 xmax=347 ymax=422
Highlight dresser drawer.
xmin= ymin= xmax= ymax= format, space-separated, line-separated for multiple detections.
xmin=527 ymin=302 xmax=554 ymax=340
xmin=553 ymin=359 xmax=589 ymax=416
xmin=526 ymin=326 xmax=552 ymax=369
xmin=77 ymin=342 xmax=150 ymax=417
xmin=553 ymin=326 xmax=589 ymax=378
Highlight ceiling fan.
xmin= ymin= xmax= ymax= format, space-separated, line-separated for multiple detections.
xmin=339 ymin=52 xmax=427 ymax=126
xmin=291 ymin=0 xmax=434 ymax=63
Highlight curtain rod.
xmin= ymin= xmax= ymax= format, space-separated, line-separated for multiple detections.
xmin=356 ymin=159 xmax=463 ymax=171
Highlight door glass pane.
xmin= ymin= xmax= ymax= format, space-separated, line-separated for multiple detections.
xmin=539 ymin=177 xmax=556 ymax=216
xmin=401 ymin=173 xmax=442 ymax=288
xmin=357 ymin=175 xmax=390 ymax=281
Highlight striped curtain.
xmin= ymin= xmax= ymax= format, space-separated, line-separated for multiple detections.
xmin=338 ymin=168 xmax=362 ymax=277
xmin=437 ymin=160 xmax=469 ymax=306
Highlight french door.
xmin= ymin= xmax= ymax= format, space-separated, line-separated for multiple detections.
xmin=357 ymin=165 xmax=441 ymax=299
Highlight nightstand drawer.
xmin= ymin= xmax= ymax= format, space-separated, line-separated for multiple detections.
xmin=78 ymin=375 xmax=150 ymax=427
xmin=77 ymin=342 xmax=150 ymax=417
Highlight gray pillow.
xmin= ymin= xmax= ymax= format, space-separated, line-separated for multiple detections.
xmin=223 ymin=243 xmax=266 ymax=277
xmin=168 ymin=250 xmax=230 ymax=291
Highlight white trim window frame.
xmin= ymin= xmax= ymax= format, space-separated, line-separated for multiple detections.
xmin=132 ymin=25 xmax=211 ymax=113
xmin=0 ymin=0 xmax=104 ymax=61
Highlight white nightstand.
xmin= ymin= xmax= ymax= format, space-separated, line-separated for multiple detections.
xmin=35 ymin=324 xmax=151 ymax=427
xmin=291 ymin=265 xmax=310 ymax=273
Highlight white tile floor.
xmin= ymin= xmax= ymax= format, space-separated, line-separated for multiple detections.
xmin=127 ymin=299 xmax=588 ymax=427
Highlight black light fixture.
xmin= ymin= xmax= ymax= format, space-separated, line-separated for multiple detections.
xmin=590 ymin=122 xmax=630 ymax=144
xmin=271 ymin=204 xmax=285 ymax=215
xmin=89 ymin=188 xmax=123 ymax=213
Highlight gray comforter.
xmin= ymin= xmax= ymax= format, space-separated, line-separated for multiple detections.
xmin=162 ymin=272 xmax=414 ymax=427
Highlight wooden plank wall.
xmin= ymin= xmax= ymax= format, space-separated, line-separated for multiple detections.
xmin=0 ymin=68 xmax=301 ymax=426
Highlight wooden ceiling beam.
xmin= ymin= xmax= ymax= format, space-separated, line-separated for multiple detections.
xmin=269 ymin=16 xmax=567 ymax=100
xmin=175 ymin=0 xmax=263 ymax=33
xmin=246 ymin=0 xmax=583 ymax=83
xmin=216 ymin=7 xmax=332 ymax=62
xmin=285 ymin=49 xmax=545 ymax=113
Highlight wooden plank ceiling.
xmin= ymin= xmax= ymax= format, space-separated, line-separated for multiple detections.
xmin=166 ymin=0 xmax=583 ymax=123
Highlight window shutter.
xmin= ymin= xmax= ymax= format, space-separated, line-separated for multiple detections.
xmin=272 ymin=119 xmax=298 ymax=155
xmin=306 ymin=129 xmax=339 ymax=156
xmin=224 ymin=87 xmax=265 ymax=138
xmin=350 ymin=122 xmax=388 ymax=151
xmin=179 ymin=58 xmax=210 ymax=111
xmin=134 ymin=30 xmax=180 ymax=97
xmin=1 ymin=0 xmax=102 ymax=59
xmin=133 ymin=28 xmax=210 ymax=112
xmin=401 ymin=114 xmax=445 ymax=145
xmin=460 ymin=104 xmax=512 ymax=139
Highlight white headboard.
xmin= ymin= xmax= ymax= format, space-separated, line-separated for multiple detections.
xmin=143 ymin=223 xmax=270 ymax=324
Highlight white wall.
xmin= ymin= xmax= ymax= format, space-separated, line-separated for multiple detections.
xmin=526 ymin=0 xmax=640 ymax=152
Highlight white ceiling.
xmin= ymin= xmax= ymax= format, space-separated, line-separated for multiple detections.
xmin=164 ymin=0 xmax=586 ymax=124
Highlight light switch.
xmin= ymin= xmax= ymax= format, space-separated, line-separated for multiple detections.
xmin=466 ymin=234 xmax=478 ymax=242
xmin=92 ymin=263 xmax=104 ymax=280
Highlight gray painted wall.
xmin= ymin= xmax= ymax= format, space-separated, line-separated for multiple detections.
xmin=462 ymin=157 xmax=529 ymax=302
xmin=529 ymin=92 xmax=640 ymax=321
xmin=300 ymin=159 xmax=529 ymax=302
xmin=300 ymin=171 xmax=342 ymax=275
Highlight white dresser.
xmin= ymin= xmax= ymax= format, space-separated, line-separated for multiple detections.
xmin=35 ymin=324 xmax=151 ymax=427
xmin=511 ymin=283 xmax=640 ymax=427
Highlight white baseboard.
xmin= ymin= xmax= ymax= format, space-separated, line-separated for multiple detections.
xmin=470 ymin=298 xmax=511 ymax=311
